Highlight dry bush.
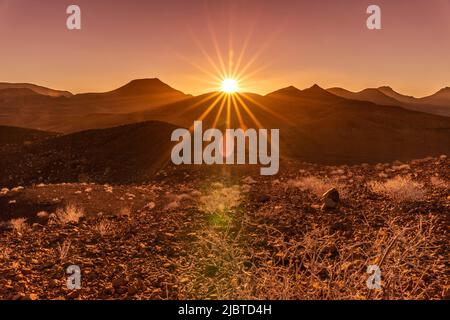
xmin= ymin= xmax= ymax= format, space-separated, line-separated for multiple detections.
xmin=288 ymin=176 xmax=346 ymax=198
xmin=93 ymin=219 xmax=115 ymax=236
xmin=177 ymin=226 xmax=257 ymax=299
xmin=369 ymin=176 xmax=425 ymax=201
xmin=9 ymin=218 xmax=29 ymax=234
xmin=430 ymin=176 xmax=449 ymax=189
xmin=55 ymin=203 xmax=85 ymax=224
xmin=176 ymin=208 xmax=445 ymax=300
xmin=57 ymin=239 xmax=72 ymax=261
xmin=198 ymin=185 xmax=241 ymax=214
xmin=253 ymin=213 xmax=445 ymax=300
xmin=361 ymin=215 xmax=445 ymax=299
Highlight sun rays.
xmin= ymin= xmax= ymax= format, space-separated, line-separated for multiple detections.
xmin=171 ymin=8 xmax=294 ymax=135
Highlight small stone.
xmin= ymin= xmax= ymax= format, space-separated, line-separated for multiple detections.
xmin=112 ymin=277 xmax=128 ymax=288
xmin=128 ymin=285 xmax=138 ymax=295
xmin=321 ymin=188 xmax=340 ymax=210
xmin=144 ymin=202 xmax=156 ymax=210
xmin=37 ymin=211 xmax=49 ymax=219
xmin=28 ymin=293 xmax=39 ymax=300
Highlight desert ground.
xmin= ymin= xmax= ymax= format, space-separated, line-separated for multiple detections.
xmin=0 ymin=80 xmax=449 ymax=300
xmin=0 ymin=156 xmax=448 ymax=300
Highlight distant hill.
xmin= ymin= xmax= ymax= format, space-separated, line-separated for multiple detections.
xmin=327 ymin=87 xmax=402 ymax=106
xmin=377 ymin=86 xmax=418 ymax=104
xmin=0 ymin=80 xmax=449 ymax=170
xmin=108 ymin=78 xmax=188 ymax=97
xmin=328 ymin=86 xmax=450 ymax=117
xmin=420 ymin=87 xmax=450 ymax=106
xmin=0 ymin=121 xmax=178 ymax=186
xmin=0 ymin=83 xmax=72 ymax=97
xmin=42 ymin=85 xmax=450 ymax=165
xmin=268 ymin=84 xmax=343 ymax=102
xmin=0 ymin=125 xmax=56 ymax=153
xmin=0 ymin=88 xmax=41 ymax=97
xmin=0 ymin=78 xmax=191 ymax=131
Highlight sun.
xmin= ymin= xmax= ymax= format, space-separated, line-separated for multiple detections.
xmin=221 ymin=78 xmax=239 ymax=93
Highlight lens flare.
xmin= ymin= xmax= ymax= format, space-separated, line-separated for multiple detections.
xmin=221 ymin=78 xmax=239 ymax=93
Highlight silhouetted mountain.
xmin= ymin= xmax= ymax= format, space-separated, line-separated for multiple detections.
xmin=0 ymin=125 xmax=56 ymax=153
xmin=377 ymin=86 xmax=418 ymax=104
xmin=0 ymin=121 xmax=178 ymax=186
xmin=420 ymin=87 xmax=450 ymax=106
xmin=0 ymin=79 xmax=449 ymax=166
xmin=268 ymin=84 xmax=343 ymax=102
xmin=328 ymin=86 xmax=450 ymax=117
xmin=0 ymin=83 xmax=72 ymax=97
xmin=266 ymin=86 xmax=303 ymax=98
xmin=327 ymin=87 xmax=402 ymax=106
xmin=0 ymin=79 xmax=191 ymax=130
xmin=46 ymin=89 xmax=450 ymax=165
xmin=0 ymin=88 xmax=41 ymax=97
xmin=108 ymin=78 xmax=187 ymax=97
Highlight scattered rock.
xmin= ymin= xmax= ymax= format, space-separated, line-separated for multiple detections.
xmin=112 ymin=277 xmax=128 ymax=288
xmin=37 ymin=211 xmax=49 ymax=219
xmin=321 ymin=188 xmax=340 ymax=210
xmin=144 ymin=202 xmax=156 ymax=210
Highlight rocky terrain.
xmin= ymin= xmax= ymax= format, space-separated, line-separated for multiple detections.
xmin=0 ymin=156 xmax=448 ymax=300
xmin=0 ymin=80 xmax=448 ymax=300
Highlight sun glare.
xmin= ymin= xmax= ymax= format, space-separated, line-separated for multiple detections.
xmin=221 ymin=78 xmax=239 ymax=93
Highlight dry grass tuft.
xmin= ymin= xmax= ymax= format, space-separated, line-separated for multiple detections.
xmin=55 ymin=203 xmax=85 ymax=224
xmin=93 ymin=219 xmax=115 ymax=236
xmin=430 ymin=176 xmax=449 ymax=189
xmin=288 ymin=176 xmax=346 ymax=198
xmin=57 ymin=239 xmax=72 ymax=261
xmin=9 ymin=218 xmax=29 ymax=234
xmin=198 ymin=185 xmax=241 ymax=214
xmin=369 ymin=176 xmax=425 ymax=201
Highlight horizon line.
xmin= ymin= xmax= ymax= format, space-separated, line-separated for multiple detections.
xmin=1 ymin=78 xmax=449 ymax=99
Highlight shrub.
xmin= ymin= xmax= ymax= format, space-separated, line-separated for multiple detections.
xmin=9 ymin=218 xmax=29 ymax=234
xmin=55 ymin=203 xmax=85 ymax=224
xmin=369 ymin=176 xmax=425 ymax=201
xmin=288 ymin=176 xmax=343 ymax=197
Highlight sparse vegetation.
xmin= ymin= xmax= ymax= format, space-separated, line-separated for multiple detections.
xmin=9 ymin=218 xmax=29 ymax=234
xmin=57 ymin=239 xmax=72 ymax=261
xmin=94 ymin=219 xmax=115 ymax=236
xmin=288 ymin=176 xmax=346 ymax=198
xmin=369 ymin=176 xmax=425 ymax=201
xmin=198 ymin=185 xmax=241 ymax=214
xmin=430 ymin=176 xmax=449 ymax=189
xmin=0 ymin=157 xmax=447 ymax=300
xmin=55 ymin=203 xmax=85 ymax=224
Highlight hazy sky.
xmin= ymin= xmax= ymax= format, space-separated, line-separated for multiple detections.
xmin=1 ymin=0 xmax=449 ymax=96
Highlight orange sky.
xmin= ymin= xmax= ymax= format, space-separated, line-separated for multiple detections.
xmin=0 ymin=0 xmax=449 ymax=97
